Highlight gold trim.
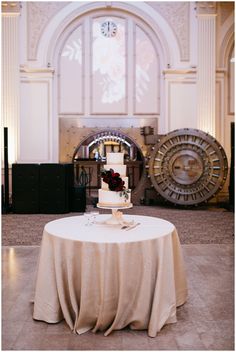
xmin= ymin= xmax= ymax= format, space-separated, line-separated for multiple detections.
xmin=97 ymin=202 xmax=131 ymax=207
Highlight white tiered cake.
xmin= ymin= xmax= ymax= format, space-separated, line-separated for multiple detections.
xmin=98 ymin=152 xmax=131 ymax=207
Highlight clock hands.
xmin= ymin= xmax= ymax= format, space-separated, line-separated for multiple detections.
xmin=101 ymin=20 xmax=117 ymax=37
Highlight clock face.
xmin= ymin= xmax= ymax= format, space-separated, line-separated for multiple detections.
xmin=101 ymin=21 xmax=117 ymax=38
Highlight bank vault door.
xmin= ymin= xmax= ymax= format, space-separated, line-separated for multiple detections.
xmin=148 ymin=129 xmax=228 ymax=205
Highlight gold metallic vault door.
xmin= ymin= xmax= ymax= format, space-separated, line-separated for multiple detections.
xmin=148 ymin=129 xmax=228 ymax=205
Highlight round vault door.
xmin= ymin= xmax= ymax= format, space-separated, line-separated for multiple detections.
xmin=148 ymin=129 xmax=228 ymax=205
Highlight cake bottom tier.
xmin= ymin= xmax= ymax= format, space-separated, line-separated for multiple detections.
xmin=98 ymin=189 xmax=131 ymax=207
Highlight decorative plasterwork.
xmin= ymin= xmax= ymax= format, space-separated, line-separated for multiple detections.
xmin=27 ymin=2 xmax=69 ymax=60
xmin=146 ymin=2 xmax=190 ymax=61
xmin=196 ymin=2 xmax=217 ymax=15
xmin=1 ymin=2 xmax=20 ymax=14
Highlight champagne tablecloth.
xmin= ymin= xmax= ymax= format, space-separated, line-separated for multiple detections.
xmin=33 ymin=214 xmax=188 ymax=337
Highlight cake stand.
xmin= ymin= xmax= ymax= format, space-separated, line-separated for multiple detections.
xmin=97 ymin=203 xmax=133 ymax=225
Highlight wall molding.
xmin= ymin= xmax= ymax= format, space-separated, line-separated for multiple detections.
xmin=166 ymin=80 xmax=197 ymax=132
xmin=20 ymin=66 xmax=55 ymax=74
xmin=163 ymin=69 xmax=196 ymax=75
xmin=19 ymin=80 xmax=51 ymax=163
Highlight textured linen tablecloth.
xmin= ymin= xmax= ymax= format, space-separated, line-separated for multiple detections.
xmin=33 ymin=214 xmax=188 ymax=337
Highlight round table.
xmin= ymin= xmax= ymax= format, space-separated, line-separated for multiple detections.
xmin=33 ymin=214 xmax=188 ymax=337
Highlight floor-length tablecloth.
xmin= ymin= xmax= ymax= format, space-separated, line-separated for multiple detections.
xmin=33 ymin=214 xmax=188 ymax=337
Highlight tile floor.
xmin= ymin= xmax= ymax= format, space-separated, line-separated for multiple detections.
xmin=2 ymin=244 xmax=234 ymax=351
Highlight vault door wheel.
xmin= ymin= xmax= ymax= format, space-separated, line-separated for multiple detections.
xmin=148 ymin=129 xmax=228 ymax=205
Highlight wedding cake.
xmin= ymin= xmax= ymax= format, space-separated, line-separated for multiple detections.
xmin=98 ymin=152 xmax=131 ymax=207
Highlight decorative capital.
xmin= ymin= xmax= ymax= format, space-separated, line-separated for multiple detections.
xmin=1 ymin=2 xmax=21 ymax=15
xmin=105 ymin=2 xmax=113 ymax=8
xmin=196 ymin=2 xmax=217 ymax=15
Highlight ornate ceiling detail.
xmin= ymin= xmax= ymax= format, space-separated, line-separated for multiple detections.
xmin=27 ymin=2 xmax=69 ymax=60
xmin=146 ymin=2 xmax=190 ymax=61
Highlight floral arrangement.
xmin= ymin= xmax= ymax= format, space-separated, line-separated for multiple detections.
xmin=101 ymin=168 xmax=130 ymax=200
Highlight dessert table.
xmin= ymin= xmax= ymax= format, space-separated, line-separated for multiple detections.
xmin=33 ymin=214 xmax=188 ymax=337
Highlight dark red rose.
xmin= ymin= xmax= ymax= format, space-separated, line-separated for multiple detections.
xmin=101 ymin=168 xmax=125 ymax=192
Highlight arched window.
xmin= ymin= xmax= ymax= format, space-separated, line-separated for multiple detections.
xmin=59 ymin=25 xmax=83 ymax=114
xmin=58 ymin=11 xmax=160 ymax=117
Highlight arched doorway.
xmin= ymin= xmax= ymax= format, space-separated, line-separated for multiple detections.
xmin=72 ymin=130 xmax=145 ymax=194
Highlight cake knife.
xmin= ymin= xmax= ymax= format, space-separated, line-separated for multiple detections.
xmin=125 ymin=223 xmax=140 ymax=231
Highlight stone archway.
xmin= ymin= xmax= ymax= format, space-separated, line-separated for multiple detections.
xmin=72 ymin=129 xmax=146 ymax=204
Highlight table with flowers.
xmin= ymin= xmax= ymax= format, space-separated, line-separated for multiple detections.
xmin=33 ymin=214 xmax=188 ymax=337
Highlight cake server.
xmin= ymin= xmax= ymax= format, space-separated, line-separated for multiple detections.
xmin=125 ymin=223 xmax=140 ymax=231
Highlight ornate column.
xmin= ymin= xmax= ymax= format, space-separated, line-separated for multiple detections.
xmin=196 ymin=2 xmax=217 ymax=136
xmin=1 ymin=2 xmax=20 ymax=164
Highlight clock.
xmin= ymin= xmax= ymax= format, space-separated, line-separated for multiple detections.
xmin=101 ymin=20 xmax=117 ymax=38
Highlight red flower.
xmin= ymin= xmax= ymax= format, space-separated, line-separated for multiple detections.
xmin=101 ymin=168 xmax=126 ymax=192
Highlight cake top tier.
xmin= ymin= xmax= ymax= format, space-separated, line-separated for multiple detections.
xmin=106 ymin=152 xmax=124 ymax=165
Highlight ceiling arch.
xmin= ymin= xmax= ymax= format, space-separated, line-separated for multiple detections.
xmin=219 ymin=24 xmax=234 ymax=68
xmin=35 ymin=1 xmax=181 ymax=69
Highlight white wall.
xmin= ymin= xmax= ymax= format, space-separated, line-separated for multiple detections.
xmin=169 ymin=82 xmax=197 ymax=131
xmin=20 ymin=81 xmax=50 ymax=162
xmin=18 ymin=69 xmax=55 ymax=163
